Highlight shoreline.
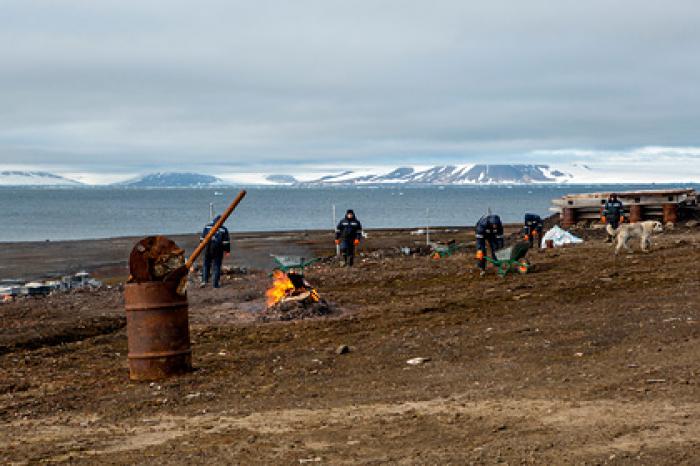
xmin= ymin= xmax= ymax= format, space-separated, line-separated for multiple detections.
xmin=0 ymin=226 xmax=485 ymax=281
xmin=0 ymin=226 xmax=474 ymax=246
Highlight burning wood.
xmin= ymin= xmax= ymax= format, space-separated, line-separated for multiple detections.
xmin=261 ymin=270 xmax=332 ymax=321
xmin=265 ymin=270 xmax=320 ymax=307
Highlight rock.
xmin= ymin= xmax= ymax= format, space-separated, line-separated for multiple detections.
xmin=335 ymin=345 xmax=350 ymax=355
xmin=686 ymin=220 xmax=699 ymax=228
xmin=299 ymin=458 xmax=322 ymax=464
xmin=406 ymin=357 xmax=431 ymax=365
xmin=665 ymin=222 xmax=675 ymax=230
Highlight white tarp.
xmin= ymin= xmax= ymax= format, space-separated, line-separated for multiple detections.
xmin=541 ymin=226 xmax=583 ymax=248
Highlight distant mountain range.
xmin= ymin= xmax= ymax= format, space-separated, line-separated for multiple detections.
xmin=2 ymin=163 xmax=693 ymax=187
xmin=115 ymin=172 xmax=222 ymax=187
xmin=0 ymin=171 xmax=83 ymax=186
xmin=3 ymin=165 xmax=577 ymax=187
xmin=276 ymin=164 xmax=573 ymax=185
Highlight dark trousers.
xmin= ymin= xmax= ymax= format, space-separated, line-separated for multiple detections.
xmin=476 ymin=235 xmax=500 ymax=270
xmin=203 ymin=254 xmax=223 ymax=288
xmin=524 ymin=227 xmax=543 ymax=248
xmin=341 ymin=242 xmax=355 ymax=266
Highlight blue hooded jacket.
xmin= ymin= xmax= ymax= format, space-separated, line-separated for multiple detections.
xmin=201 ymin=215 xmax=231 ymax=257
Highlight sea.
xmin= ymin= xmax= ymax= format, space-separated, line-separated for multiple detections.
xmin=0 ymin=184 xmax=696 ymax=242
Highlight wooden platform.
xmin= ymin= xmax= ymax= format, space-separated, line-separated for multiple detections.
xmin=551 ymin=189 xmax=697 ymax=227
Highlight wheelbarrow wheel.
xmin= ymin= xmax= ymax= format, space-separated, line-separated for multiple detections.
xmin=516 ymin=258 xmax=530 ymax=274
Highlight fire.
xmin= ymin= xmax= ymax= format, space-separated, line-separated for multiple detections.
xmin=266 ymin=270 xmax=295 ymax=307
xmin=265 ymin=270 xmax=322 ymax=308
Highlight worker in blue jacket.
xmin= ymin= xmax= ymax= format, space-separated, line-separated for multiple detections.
xmin=200 ymin=215 xmax=231 ymax=288
xmin=335 ymin=209 xmax=363 ymax=267
xmin=475 ymin=213 xmax=504 ymax=276
xmin=523 ymin=213 xmax=544 ymax=248
xmin=602 ymin=193 xmax=624 ymax=242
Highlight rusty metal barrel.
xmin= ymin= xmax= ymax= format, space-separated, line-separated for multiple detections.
xmin=124 ymin=281 xmax=192 ymax=381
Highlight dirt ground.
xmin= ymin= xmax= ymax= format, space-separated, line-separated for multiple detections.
xmin=1 ymin=224 xmax=699 ymax=464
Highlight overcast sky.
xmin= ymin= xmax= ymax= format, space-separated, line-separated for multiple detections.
xmin=1 ymin=0 xmax=699 ymax=181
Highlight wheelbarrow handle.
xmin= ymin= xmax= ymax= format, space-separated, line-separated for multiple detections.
xmin=185 ymin=190 xmax=247 ymax=270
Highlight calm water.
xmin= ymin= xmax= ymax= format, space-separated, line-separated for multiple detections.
xmin=0 ymin=184 xmax=696 ymax=242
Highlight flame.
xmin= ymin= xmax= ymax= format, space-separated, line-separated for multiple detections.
xmin=266 ymin=270 xmax=295 ymax=307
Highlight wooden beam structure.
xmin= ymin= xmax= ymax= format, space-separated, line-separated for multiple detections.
xmin=552 ymin=189 xmax=697 ymax=227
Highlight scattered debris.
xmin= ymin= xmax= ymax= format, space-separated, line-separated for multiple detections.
xmin=0 ymin=271 xmax=102 ymax=302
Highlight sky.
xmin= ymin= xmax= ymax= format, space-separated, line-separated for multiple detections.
xmin=1 ymin=1 xmax=700 ymax=183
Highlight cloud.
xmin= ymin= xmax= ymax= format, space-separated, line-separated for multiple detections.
xmin=1 ymin=1 xmax=699 ymax=174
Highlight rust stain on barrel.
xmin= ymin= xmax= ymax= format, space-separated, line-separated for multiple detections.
xmin=124 ymin=281 xmax=192 ymax=381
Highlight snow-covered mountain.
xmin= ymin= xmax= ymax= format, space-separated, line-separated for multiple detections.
xmin=266 ymin=164 xmax=576 ymax=185
xmin=115 ymin=172 xmax=223 ymax=187
xmin=0 ymin=171 xmax=83 ymax=186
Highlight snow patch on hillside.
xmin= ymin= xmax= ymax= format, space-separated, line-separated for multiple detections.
xmin=0 ymin=171 xmax=82 ymax=186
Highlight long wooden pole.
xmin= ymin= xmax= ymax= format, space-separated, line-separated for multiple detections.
xmin=185 ymin=190 xmax=247 ymax=270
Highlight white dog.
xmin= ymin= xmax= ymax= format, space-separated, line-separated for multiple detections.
xmin=606 ymin=220 xmax=664 ymax=254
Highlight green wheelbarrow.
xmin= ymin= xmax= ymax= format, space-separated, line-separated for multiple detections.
xmin=431 ymin=240 xmax=458 ymax=259
xmin=484 ymin=242 xmax=531 ymax=277
xmin=270 ymin=255 xmax=320 ymax=275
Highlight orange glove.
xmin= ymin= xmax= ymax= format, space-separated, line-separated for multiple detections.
xmin=475 ymin=250 xmax=485 ymax=260
xmin=620 ymin=215 xmax=625 ymax=223
xmin=353 ymin=239 xmax=360 ymax=246
xmin=601 ymin=215 xmax=607 ymax=224
xmin=334 ymin=239 xmax=340 ymax=245
xmin=524 ymin=234 xmax=529 ymax=241
xmin=225 ymin=252 xmax=230 ymax=257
